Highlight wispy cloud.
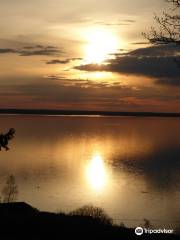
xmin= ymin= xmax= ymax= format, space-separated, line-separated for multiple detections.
xmin=131 ymin=42 xmax=150 ymax=45
xmin=46 ymin=57 xmax=83 ymax=65
xmin=46 ymin=59 xmax=70 ymax=64
xmin=0 ymin=45 xmax=62 ymax=56
xmin=0 ymin=48 xmax=16 ymax=54
xmin=1 ymin=74 xmax=180 ymax=111
xmin=95 ymin=19 xmax=136 ymax=26
xmin=19 ymin=45 xmax=62 ymax=56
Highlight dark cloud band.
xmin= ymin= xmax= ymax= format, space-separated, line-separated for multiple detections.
xmin=75 ymin=45 xmax=180 ymax=86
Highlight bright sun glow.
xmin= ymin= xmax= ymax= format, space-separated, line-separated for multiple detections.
xmin=86 ymin=153 xmax=108 ymax=191
xmin=85 ymin=28 xmax=118 ymax=64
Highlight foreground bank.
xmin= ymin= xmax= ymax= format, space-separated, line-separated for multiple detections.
xmin=0 ymin=202 xmax=178 ymax=240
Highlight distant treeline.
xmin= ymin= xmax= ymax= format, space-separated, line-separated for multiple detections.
xmin=0 ymin=109 xmax=180 ymax=117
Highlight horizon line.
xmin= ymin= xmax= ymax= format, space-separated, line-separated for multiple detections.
xmin=0 ymin=108 xmax=180 ymax=117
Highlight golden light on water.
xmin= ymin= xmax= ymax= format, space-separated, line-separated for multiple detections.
xmin=86 ymin=152 xmax=108 ymax=191
xmin=84 ymin=28 xmax=118 ymax=64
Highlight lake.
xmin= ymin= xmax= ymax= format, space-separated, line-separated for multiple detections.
xmin=0 ymin=115 xmax=180 ymax=231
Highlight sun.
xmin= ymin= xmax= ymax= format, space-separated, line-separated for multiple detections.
xmin=84 ymin=28 xmax=118 ymax=64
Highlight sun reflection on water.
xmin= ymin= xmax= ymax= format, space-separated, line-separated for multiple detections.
xmin=86 ymin=152 xmax=108 ymax=191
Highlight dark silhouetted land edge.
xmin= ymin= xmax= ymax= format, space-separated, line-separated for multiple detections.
xmin=0 ymin=108 xmax=180 ymax=117
xmin=0 ymin=202 xmax=179 ymax=240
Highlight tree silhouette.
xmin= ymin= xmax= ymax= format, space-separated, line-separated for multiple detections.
xmin=144 ymin=0 xmax=180 ymax=45
xmin=1 ymin=175 xmax=18 ymax=203
xmin=69 ymin=205 xmax=113 ymax=225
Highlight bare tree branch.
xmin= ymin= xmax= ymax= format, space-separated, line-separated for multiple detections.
xmin=143 ymin=0 xmax=180 ymax=45
xmin=167 ymin=0 xmax=180 ymax=8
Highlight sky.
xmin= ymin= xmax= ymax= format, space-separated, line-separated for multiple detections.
xmin=0 ymin=0 xmax=180 ymax=112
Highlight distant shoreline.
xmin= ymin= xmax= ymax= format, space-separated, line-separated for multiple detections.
xmin=0 ymin=109 xmax=180 ymax=117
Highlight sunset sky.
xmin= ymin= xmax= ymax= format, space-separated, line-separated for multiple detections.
xmin=0 ymin=0 xmax=180 ymax=112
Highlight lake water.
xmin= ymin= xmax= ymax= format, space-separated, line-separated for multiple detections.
xmin=0 ymin=115 xmax=180 ymax=231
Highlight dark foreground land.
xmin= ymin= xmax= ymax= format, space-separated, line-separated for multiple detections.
xmin=0 ymin=202 xmax=179 ymax=240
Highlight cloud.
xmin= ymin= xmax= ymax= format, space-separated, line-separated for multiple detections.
xmin=75 ymin=57 xmax=180 ymax=79
xmin=0 ymin=45 xmax=62 ymax=56
xmin=0 ymin=80 xmax=145 ymax=111
xmin=75 ymin=45 xmax=180 ymax=86
xmin=1 ymin=73 xmax=180 ymax=111
xmin=46 ymin=59 xmax=70 ymax=64
xmin=70 ymin=57 xmax=83 ymax=61
xmin=125 ymin=45 xmax=179 ymax=57
xmin=123 ymin=19 xmax=136 ymax=23
xmin=95 ymin=18 xmax=136 ymax=26
xmin=19 ymin=45 xmax=61 ymax=56
xmin=46 ymin=57 xmax=83 ymax=65
xmin=0 ymin=48 xmax=16 ymax=54
xmin=23 ymin=45 xmax=58 ymax=49
xmin=131 ymin=41 xmax=151 ymax=45
xmin=45 ymin=74 xmax=121 ymax=88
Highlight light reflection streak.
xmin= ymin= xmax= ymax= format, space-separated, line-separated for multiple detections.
xmin=86 ymin=152 xmax=108 ymax=191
